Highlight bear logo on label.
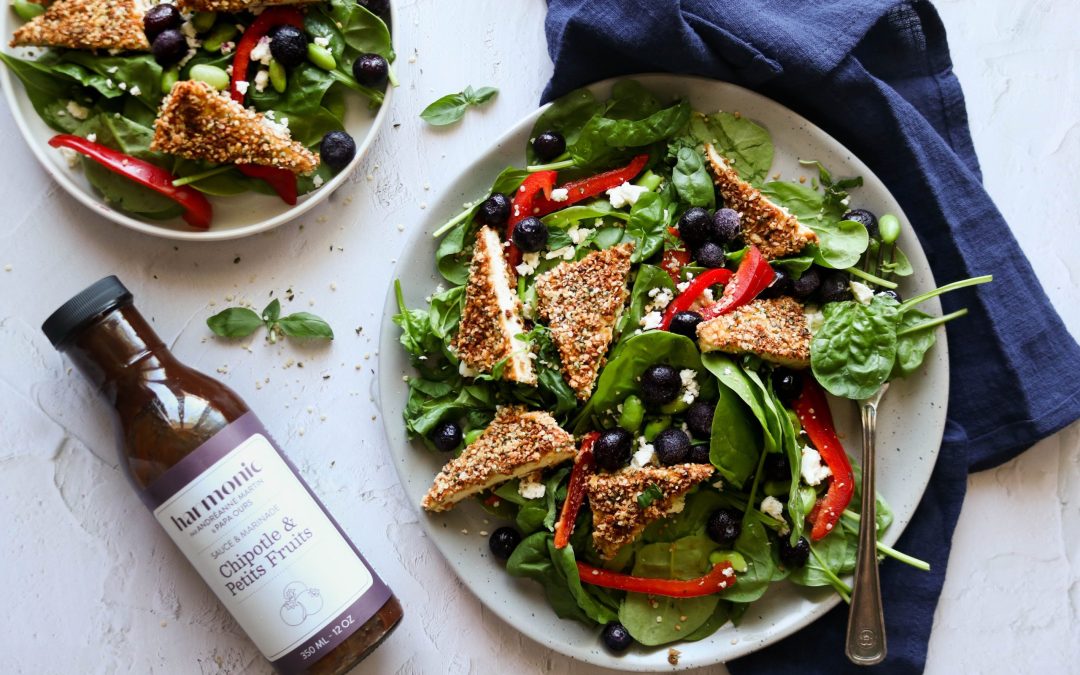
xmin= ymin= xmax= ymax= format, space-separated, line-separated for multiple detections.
xmin=279 ymin=581 xmax=324 ymax=626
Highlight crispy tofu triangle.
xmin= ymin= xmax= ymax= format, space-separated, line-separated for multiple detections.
xmin=536 ymin=243 xmax=633 ymax=400
xmin=151 ymin=80 xmax=319 ymax=175
xmin=421 ymin=406 xmax=575 ymax=512
xmin=588 ymin=464 xmax=714 ymax=560
xmin=704 ymin=143 xmax=817 ymax=259
xmin=10 ymin=0 xmax=149 ymax=51
xmin=697 ymin=296 xmax=812 ymax=368
xmin=452 ymin=226 xmax=536 ymax=384
xmin=178 ymin=0 xmax=317 ymax=12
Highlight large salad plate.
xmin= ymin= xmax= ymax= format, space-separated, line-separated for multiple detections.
xmin=378 ymin=74 xmax=947 ymax=670
xmin=0 ymin=3 xmax=394 ymax=241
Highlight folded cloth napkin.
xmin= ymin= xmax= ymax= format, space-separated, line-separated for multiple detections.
xmin=543 ymin=1 xmax=1080 ymax=672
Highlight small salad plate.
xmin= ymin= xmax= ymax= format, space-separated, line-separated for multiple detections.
xmin=378 ymin=74 xmax=948 ymax=670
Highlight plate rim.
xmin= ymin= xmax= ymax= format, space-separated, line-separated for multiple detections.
xmin=377 ymin=73 xmax=949 ymax=669
xmin=0 ymin=1 xmax=396 ymax=242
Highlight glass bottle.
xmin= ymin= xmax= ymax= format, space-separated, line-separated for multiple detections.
xmin=42 ymin=276 xmax=402 ymax=674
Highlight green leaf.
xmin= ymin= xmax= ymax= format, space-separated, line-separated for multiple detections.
xmin=718 ymin=519 xmax=776 ymax=603
xmin=262 ymin=298 xmax=281 ymax=323
xmin=570 ymin=99 xmax=690 ymax=168
xmin=690 ymin=111 xmax=773 ymax=184
xmin=701 ymin=353 xmax=779 ymax=453
xmin=420 ymin=92 xmax=470 ymax=125
xmin=322 ymin=0 xmax=395 ymax=61
xmin=0 ymin=53 xmax=82 ymax=131
xmin=624 ymin=190 xmax=669 ymax=263
xmin=604 ymin=79 xmax=664 ymax=120
xmin=637 ymin=484 xmax=664 ymax=509
xmin=277 ymin=313 xmax=334 ymax=339
xmin=709 ymin=380 xmax=762 ymax=488
xmin=811 ymin=295 xmax=900 ymax=399
xmin=506 ymin=534 xmax=615 ymax=626
xmin=672 ymin=145 xmax=716 ymax=209
xmin=891 ymin=309 xmax=936 ymax=378
xmin=527 ymin=87 xmax=604 ymax=165
xmin=760 ymin=182 xmax=868 ymax=270
xmin=788 ymin=527 xmax=852 ymax=589
xmin=466 ymin=85 xmax=498 ymax=105
xmin=616 ymin=264 xmax=676 ymax=347
xmin=207 ymin=307 xmax=263 ymax=338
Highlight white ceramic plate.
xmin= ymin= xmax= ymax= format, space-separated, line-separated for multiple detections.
xmin=378 ymin=74 xmax=948 ymax=671
xmin=0 ymin=3 xmax=394 ymax=241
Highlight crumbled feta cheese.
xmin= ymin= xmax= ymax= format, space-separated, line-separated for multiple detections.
xmin=235 ymin=80 xmax=250 ymax=96
xmin=760 ymin=496 xmax=784 ymax=521
xmin=65 ymin=100 xmax=90 ymax=120
xmin=801 ymin=446 xmax=832 ymax=486
xmin=261 ymin=116 xmax=290 ymax=138
xmin=640 ymin=311 xmax=663 ymax=331
xmin=220 ymin=41 xmax=235 ymax=55
xmin=666 ymin=495 xmax=686 ymax=514
xmin=804 ymin=305 xmax=824 ymax=333
xmin=644 ymin=287 xmax=674 ymax=313
xmin=516 ymin=250 xmax=541 ymax=277
xmin=606 ymin=181 xmax=649 ymax=209
xmin=312 ymin=175 xmax=324 ymax=188
xmin=518 ymin=476 xmax=546 ymax=500
xmin=129 ymin=85 xmax=141 ymax=97
xmin=545 ymin=246 xmax=575 ymax=260
xmin=550 ymin=187 xmax=569 ymax=202
xmin=676 ymin=280 xmax=691 ymax=293
xmin=631 ymin=442 xmax=655 ymax=468
xmin=106 ymin=66 xmax=118 ymax=74
xmin=86 ymin=133 xmax=97 ymax=143
xmin=118 ymin=81 xmax=128 ymax=91
xmin=59 ymin=147 xmax=79 ymax=168
xmin=850 ymin=281 xmax=875 ymax=305
xmin=568 ymin=225 xmax=593 ymax=245
xmin=459 ymin=361 xmax=478 ymax=377
xmin=313 ymin=36 xmax=330 ymax=48
xmin=253 ymin=69 xmax=269 ymax=93
xmin=250 ymin=36 xmax=273 ymax=65
xmin=679 ymin=369 xmax=700 ymax=404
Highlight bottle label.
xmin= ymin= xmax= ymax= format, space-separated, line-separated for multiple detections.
xmin=143 ymin=412 xmax=392 ymax=673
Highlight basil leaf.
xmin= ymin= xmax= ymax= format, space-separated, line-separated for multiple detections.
xmin=420 ymin=92 xmax=470 ymax=125
xmin=672 ymin=145 xmax=716 ymax=209
xmin=277 ymin=312 xmax=334 ymax=339
xmin=810 ymin=295 xmax=900 ymax=399
xmin=262 ymin=298 xmax=281 ymax=323
xmin=207 ymin=307 xmax=263 ymax=338
xmin=466 ymin=85 xmax=498 ymax=105
xmin=637 ymin=484 xmax=664 ymax=509
xmin=690 ymin=111 xmax=773 ymax=185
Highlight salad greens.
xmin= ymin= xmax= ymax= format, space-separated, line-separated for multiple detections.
xmin=395 ymin=80 xmax=969 ymax=651
xmin=1 ymin=0 xmax=393 ymax=224
xmin=421 ymin=85 xmax=498 ymax=126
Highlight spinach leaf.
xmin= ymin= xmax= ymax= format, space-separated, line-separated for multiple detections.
xmin=526 ymin=326 xmax=579 ymax=419
xmin=392 ymin=280 xmax=444 ymax=362
xmin=683 ymin=601 xmax=732 ymax=641
xmin=0 ymin=53 xmax=83 ymax=130
xmin=880 ymin=244 xmax=914 ymax=277
xmin=718 ymin=519 xmax=775 ymax=603
xmin=55 ymin=52 xmax=162 ymax=109
xmin=709 ymin=381 xmax=761 ymax=488
xmin=527 ymin=88 xmax=604 ymax=165
xmin=506 ymin=534 xmax=615 ymax=625
xmin=618 ymin=536 xmax=720 ymax=645
xmin=673 ymin=145 xmax=716 ymax=209
xmin=761 ymin=182 xmax=868 ymax=270
xmin=891 ymin=309 xmax=936 ymax=379
xmin=701 ymin=353 xmax=778 ymax=452
xmin=810 ymin=295 xmax=900 ymax=399
xmin=552 ymin=543 xmax=619 ymax=624
xmin=420 ymin=85 xmax=498 ymax=126
xmin=618 ymin=264 xmax=676 ymax=344
xmin=690 ymin=111 xmax=773 ymax=184
xmin=570 ymin=99 xmax=689 ymax=168
xmin=516 ymin=499 xmax=548 ymax=535
xmin=543 ymin=467 xmax=571 ymax=530
xmin=604 ymin=79 xmax=663 ymax=120
xmin=540 ymin=201 xmax=626 ymax=230
xmin=770 ymin=253 xmax=815 ymax=278
xmin=643 ymin=488 xmax=724 ymax=543
xmin=624 ymin=190 xmax=669 ymax=263
xmin=320 ymin=0 xmax=395 ymax=61
xmin=788 ymin=527 xmax=851 ymax=589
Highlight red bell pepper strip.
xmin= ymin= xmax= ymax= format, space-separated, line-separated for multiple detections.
xmin=792 ymin=377 xmax=855 ymax=541
xmin=577 ymin=561 xmax=736 ymax=598
xmin=49 ymin=134 xmax=213 ymax=230
xmin=698 ymin=245 xmax=775 ymax=321
xmin=506 ymin=170 xmax=557 ymax=267
xmin=659 ymin=248 xmax=691 ymax=284
xmin=553 ymin=432 xmax=598 ymax=549
xmin=530 ymin=153 xmax=649 ymax=215
xmin=659 ymin=268 xmax=733 ymax=330
xmin=238 ymin=165 xmax=298 ymax=205
xmin=229 ymin=7 xmax=305 ymax=103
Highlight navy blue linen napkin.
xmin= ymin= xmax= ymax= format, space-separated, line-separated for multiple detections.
xmin=542 ymin=1 xmax=1080 ymax=672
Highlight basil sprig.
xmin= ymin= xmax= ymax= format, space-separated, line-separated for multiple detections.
xmin=207 ymin=299 xmax=334 ymax=342
xmin=420 ymin=85 xmax=498 ymax=126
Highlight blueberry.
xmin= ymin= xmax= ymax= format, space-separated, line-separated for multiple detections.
xmin=512 ymin=217 xmax=548 ymax=252
xmin=771 ymin=367 xmax=802 ymax=403
xmin=668 ymin=310 xmax=702 ymax=340
xmin=677 ymin=207 xmax=712 ymax=247
xmin=429 ymin=420 xmax=462 ymax=452
xmin=143 ymin=4 xmax=181 ymax=41
xmin=268 ymin=25 xmax=308 ymax=68
xmin=877 ymin=288 xmax=902 ymax=303
xmin=792 ymin=267 xmax=821 ymax=299
xmin=601 ymin=621 xmax=634 ymax=653
xmin=689 ymin=443 xmax=711 ymax=464
xmin=353 ymin=53 xmax=389 ymax=86
xmin=639 ymin=364 xmax=680 ymax=406
xmin=712 ymin=208 xmax=742 ymax=243
xmin=763 ymin=452 xmax=790 ymax=482
xmin=319 ymin=131 xmax=356 ymax=173
xmin=779 ymin=536 xmax=810 ymax=569
xmin=843 ymin=208 xmax=879 ymax=239
xmin=532 ymin=130 xmax=566 ymax=162
xmin=489 ymin=527 xmax=522 ymax=560
xmin=594 ymin=429 xmax=633 ymax=472
xmin=151 ymin=29 xmax=187 ymax=66
xmin=819 ymin=271 xmax=853 ymax=303
xmin=477 ymin=193 xmax=511 ymax=227
xmin=758 ymin=267 xmax=793 ymax=299
xmin=685 ymin=399 xmax=714 ymax=439
xmin=695 ymin=241 xmax=726 ymax=269
xmin=357 ymin=0 xmax=390 ymax=17
xmin=706 ymin=508 xmax=742 ymax=548
xmin=654 ymin=428 xmax=691 ymax=465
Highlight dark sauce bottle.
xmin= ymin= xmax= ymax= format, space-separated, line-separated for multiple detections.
xmin=43 ymin=277 xmax=402 ymax=674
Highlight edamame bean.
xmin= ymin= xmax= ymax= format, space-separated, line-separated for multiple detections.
xmin=201 ymin=23 xmax=238 ymax=52
xmin=307 ymin=43 xmax=336 ymax=70
xmin=269 ymin=59 xmax=287 ymax=93
xmin=618 ymin=395 xmax=645 ymax=433
xmin=634 ymin=170 xmax=663 ymax=191
xmin=191 ymin=11 xmax=217 ymax=33
xmin=879 ymin=213 xmax=900 ymax=244
xmin=464 ymin=429 xmax=484 ymax=446
xmin=708 ymin=550 xmax=748 ymax=572
xmin=189 ymin=64 xmax=229 ymax=91
xmin=763 ymin=480 xmax=789 ymax=498
xmin=659 ymin=396 xmax=690 ymax=415
xmin=160 ymin=66 xmax=180 ymax=92
xmin=12 ymin=0 xmax=45 ymax=21
xmin=642 ymin=416 xmax=671 ymax=442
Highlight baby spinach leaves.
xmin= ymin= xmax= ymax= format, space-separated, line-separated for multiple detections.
xmin=527 ymin=88 xmax=604 ymax=166
xmin=690 ymin=111 xmax=773 ymax=185
xmin=672 ymin=144 xmax=716 ymax=209
xmin=506 ymin=534 xmax=617 ymax=625
xmin=811 ymin=294 xmax=900 ymax=400
xmin=759 ymin=181 xmax=868 ymax=270
xmin=207 ymin=299 xmax=334 ymax=342
xmin=420 ymin=85 xmax=498 ymax=126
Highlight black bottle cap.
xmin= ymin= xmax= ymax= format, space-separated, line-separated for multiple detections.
xmin=42 ymin=276 xmax=133 ymax=349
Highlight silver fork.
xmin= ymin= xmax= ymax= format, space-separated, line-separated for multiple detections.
xmin=846 ymin=382 xmax=889 ymax=665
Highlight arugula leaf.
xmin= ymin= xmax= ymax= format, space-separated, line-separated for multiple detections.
xmin=690 ymin=111 xmax=773 ymax=184
xmin=421 ymin=85 xmax=498 ymax=126
xmin=206 ymin=308 xmax=263 ymax=338
xmin=637 ymin=484 xmax=664 ymax=509
xmin=672 ymin=144 xmax=716 ymax=209
xmin=810 ymin=294 xmax=900 ymax=399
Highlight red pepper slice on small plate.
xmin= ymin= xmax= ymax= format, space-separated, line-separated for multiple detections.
xmin=49 ymin=134 xmax=213 ymax=229
xmin=577 ymin=560 xmax=736 ymax=598
xmin=553 ymin=431 xmax=598 ymax=550
xmin=792 ymin=377 xmax=855 ymax=540
xmin=698 ymin=245 xmax=775 ymax=321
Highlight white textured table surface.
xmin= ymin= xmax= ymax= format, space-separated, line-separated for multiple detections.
xmin=2 ymin=0 xmax=1078 ymax=673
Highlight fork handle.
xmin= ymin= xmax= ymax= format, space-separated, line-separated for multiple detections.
xmin=846 ymin=398 xmax=887 ymax=665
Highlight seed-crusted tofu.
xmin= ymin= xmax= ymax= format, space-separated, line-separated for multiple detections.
xmin=421 ymin=406 xmax=575 ymax=512
xmin=588 ymin=464 xmax=714 ymax=560
xmin=452 ymin=226 xmax=536 ymax=384
xmin=178 ymin=0 xmax=317 ymax=12
xmin=704 ymin=143 xmax=817 ymax=259
xmin=697 ymin=296 xmax=812 ymax=368
xmin=151 ymin=80 xmax=319 ymax=175
xmin=10 ymin=0 xmax=149 ymax=51
xmin=535 ymin=243 xmax=633 ymax=399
